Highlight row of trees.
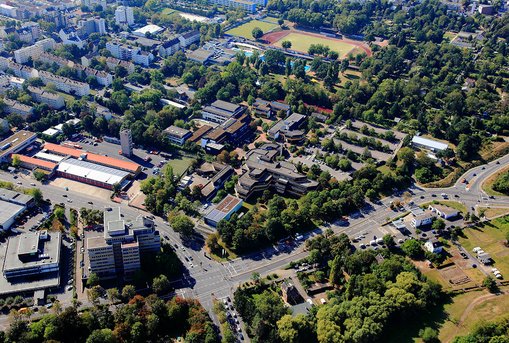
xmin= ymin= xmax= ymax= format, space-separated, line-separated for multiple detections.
xmin=1 ymin=295 xmax=217 ymax=343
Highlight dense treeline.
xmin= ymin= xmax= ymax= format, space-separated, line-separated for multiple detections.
xmin=0 ymin=295 xmax=217 ymax=343
xmin=452 ymin=315 xmax=509 ymax=343
xmin=234 ymin=235 xmax=443 ymax=343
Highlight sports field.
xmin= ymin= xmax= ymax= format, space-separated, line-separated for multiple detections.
xmin=226 ymin=20 xmax=279 ymax=39
xmin=273 ymin=32 xmax=357 ymax=56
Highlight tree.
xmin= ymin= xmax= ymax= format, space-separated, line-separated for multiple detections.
xmin=87 ymin=272 xmax=100 ymax=288
xmin=401 ymin=239 xmax=423 ymax=259
xmin=483 ymin=276 xmax=498 ymax=293
xmin=419 ymin=327 xmax=439 ymax=343
xmin=106 ymin=288 xmax=120 ymax=305
xmin=431 ymin=218 xmax=446 ymax=232
xmin=27 ymin=188 xmax=43 ymax=206
xmin=122 ymin=284 xmax=136 ymax=301
xmin=152 ymin=274 xmax=171 ymax=294
xmin=169 ymin=213 xmax=195 ymax=237
xmin=252 ymin=27 xmax=263 ymax=39
xmin=281 ymin=41 xmax=292 ymax=49
xmin=86 ymin=329 xmax=117 ymax=343
xmin=11 ymin=155 xmax=20 ymax=168
xmin=383 ymin=234 xmax=395 ymax=248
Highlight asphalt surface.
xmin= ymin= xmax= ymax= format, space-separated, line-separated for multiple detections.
xmin=1 ymin=151 xmax=509 ymax=333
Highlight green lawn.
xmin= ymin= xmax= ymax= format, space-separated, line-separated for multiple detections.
xmin=226 ymin=20 xmax=278 ymax=39
xmin=167 ymin=156 xmax=194 ymax=176
xmin=422 ymin=200 xmax=467 ymax=214
xmin=273 ymin=32 xmax=356 ymax=56
xmin=458 ymin=216 xmax=509 ymax=277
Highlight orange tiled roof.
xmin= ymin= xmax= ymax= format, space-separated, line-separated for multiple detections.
xmin=43 ymin=143 xmax=140 ymax=173
xmin=14 ymin=154 xmax=57 ymax=170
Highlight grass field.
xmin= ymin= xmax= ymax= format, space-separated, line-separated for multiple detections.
xmin=226 ymin=20 xmax=279 ymax=39
xmin=167 ymin=156 xmax=194 ymax=176
xmin=422 ymin=200 xmax=467 ymax=215
xmin=273 ymin=32 xmax=356 ymax=56
xmin=482 ymin=165 xmax=509 ymax=196
xmin=458 ymin=216 xmax=509 ymax=277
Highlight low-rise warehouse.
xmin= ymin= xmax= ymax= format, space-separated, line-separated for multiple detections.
xmin=12 ymin=154 xmax=57 ymax=172
xmin=0 ymin=230 xmax=61 ymax=295
xmin=43 ymin=142 xmax=141 ymax=175
xmin=204 ymin=194 xmax=243 ymax=227
xmin=56 ymin=158 xmax=130 ymax=190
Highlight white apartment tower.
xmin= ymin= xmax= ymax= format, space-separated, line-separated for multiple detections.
xmin=115 ymin=6 xmax=134 ymax=26
xmin=120 ymin=129 xmax=133 ymax=157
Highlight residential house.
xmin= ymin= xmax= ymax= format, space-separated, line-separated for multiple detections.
xmin=424 ymin=239 xmax=443 ymax=254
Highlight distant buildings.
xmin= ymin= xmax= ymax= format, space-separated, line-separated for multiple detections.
xmin=120 ymin=129 xmax=133 ymax=157
xmin=38 ymin=70 xmax=90 ymax=96
xmin=204 ymin=194 xmax=243 ymax=227
xmin=209 ymin=0 xmax=258 ymax=13
xmin=115 ymin=6 xmax=134 ymax=26
xmin=236 ymin=144 xmax=319 ymax=199
xmin=13 ymin=38 xmax=55 ymax=64
xmin=87 ymin=207 xmax=160 ymax=280
xmin=106 ymin=41 xmax=154 ymax=67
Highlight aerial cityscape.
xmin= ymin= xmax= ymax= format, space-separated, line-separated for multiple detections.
xmin=0 ymin=0 xmax=507 ymax=341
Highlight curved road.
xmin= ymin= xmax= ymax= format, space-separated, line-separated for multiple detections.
xmin=1 ymin=152 xmax=509 ymax=328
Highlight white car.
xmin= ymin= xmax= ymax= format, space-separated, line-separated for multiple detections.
xmin=203 ymin=204 xmax=209 ymax=209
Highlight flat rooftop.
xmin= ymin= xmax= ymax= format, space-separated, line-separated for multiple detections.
xmin=412 ymin=136 xmax=448 ymax=151
xmin=0 ymin=130 xmax=37 ymax=159
xmin=2 ymin=231 xmax=61 ymax=272
xmin=0 ymin=188 xmax=33 ymax=206
xmin=44 ymin=142 xmax=140 ymax=174
xmin=0 ymin=201 xmax=25 ymax=228
xmin=57 ymin=158 xmax=130 ymax=186
xmin=87 ymin=236 xmax=109 ymax=250
xmin=205 ymin=194 xmax=243 ymax=224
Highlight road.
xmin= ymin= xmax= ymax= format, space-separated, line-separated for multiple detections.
xmin=1 ymin=151 xmax=509 ymax=333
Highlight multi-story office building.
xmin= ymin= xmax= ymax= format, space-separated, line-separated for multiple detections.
xmin=236 ymin=144 xmax=318 ymax=199
xmin=115 ymin=6 xmax=134 ymax=26
xmin=87 ymin=208 xmax=160 ymax=280
xmin=164 ymin=125 xmax=192 ymax=146
xmin=201 ymin=100 xmax=246 ymax=124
